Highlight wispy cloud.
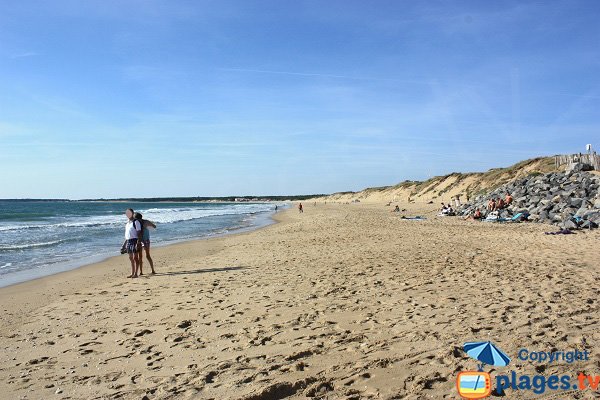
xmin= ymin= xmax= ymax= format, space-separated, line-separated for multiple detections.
xmin=218 ymin=67 xmax=432 ymax=85
xmin=120 ymin=65 xmax=186 ymax=82
xmin=29 ymin=94 xmax=90 ymax=118
xmin=9 ymin=51 xmax=40 ymax=59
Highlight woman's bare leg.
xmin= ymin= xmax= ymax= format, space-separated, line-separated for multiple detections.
xmin=128 ymin=253 xmax=136 ymax=278
xmin=138 ymin=250 xmax=143 ymax=275
xmin=144 ymin=247 xmax=155 ymax=274
xmin=136 ymin=250 xmax=143 ymax=276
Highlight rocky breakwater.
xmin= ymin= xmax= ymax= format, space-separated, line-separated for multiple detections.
xmin=459 ymin=165 xmax=600 ymax=229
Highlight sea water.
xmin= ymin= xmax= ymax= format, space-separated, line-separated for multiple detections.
xmin=0 ymin=201 xmax=281 ymax=287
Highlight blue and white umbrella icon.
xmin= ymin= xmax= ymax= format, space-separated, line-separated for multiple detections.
xmin=464 ymin=341 xmax=511 ymax=369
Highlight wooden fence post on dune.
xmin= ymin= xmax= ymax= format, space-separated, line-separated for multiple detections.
xmin=555 ymin=151 xmax=600 ymax=171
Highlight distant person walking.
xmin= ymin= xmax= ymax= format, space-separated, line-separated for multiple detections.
xmin=134 ymin=212 xmax=156 ymax=275
xmin=298 ymin=203 xmax=303 ymax=213
xmin=121 ymin=208 xmax=143 ymax=278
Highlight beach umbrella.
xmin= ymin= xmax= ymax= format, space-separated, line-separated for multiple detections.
xmin=463 ymin=341 xmax=511 ymax=367
xmin=462 ymin=341 xmax=511 ymax=393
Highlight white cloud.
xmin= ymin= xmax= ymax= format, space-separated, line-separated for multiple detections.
xmin=9 ymin=51 xmax=40 ymax=59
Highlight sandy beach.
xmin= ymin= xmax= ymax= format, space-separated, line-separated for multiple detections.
xmin=1 ymin=204 xmax=599 ymax=399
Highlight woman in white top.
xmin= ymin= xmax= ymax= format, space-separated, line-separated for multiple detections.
xmin=120 ymin=208 xmax=143 ymax=278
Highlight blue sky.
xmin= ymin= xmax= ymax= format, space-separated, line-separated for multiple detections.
xmin=1 ymin=0 xmax=599 ymax=198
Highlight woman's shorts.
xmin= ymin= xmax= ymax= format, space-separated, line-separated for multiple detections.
xmin=126 ymin=239 xmax=139 ymax=254
xmin=141 ymin=240 xmax=150 ymax=248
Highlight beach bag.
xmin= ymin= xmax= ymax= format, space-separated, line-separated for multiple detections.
xmin=485 ymin=211 xmax=499 ymax=221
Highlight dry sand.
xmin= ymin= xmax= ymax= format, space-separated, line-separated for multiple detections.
xmin=1 ymin=204 xmax=599 ymax=399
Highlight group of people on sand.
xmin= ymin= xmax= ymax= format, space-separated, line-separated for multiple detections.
xmin=487 ymin=192 xmax=513 ymax=211
xmin=121 ymin=208 xmax=156 ymax=278
xmin=465 ymin=192 xmax=513 ymax=220
xmin=439 ymin=203 xmax=456 ymax=216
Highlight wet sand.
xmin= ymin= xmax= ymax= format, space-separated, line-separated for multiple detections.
xmin=1 ymin=204 xmax=599 ymax=399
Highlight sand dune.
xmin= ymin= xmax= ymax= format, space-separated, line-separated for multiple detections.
xmin=1 ymin=204 xmax=599 ymax=399
xmin=318 ymin=157 xmax=558 ymax=204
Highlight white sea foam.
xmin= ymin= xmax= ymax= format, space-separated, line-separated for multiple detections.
xmin=0 ymin=239 xmax=70 ymax=251
xmin=0 ymin=204 xmax=273 ymax=232
xmin=140 ymin=204 xmax=271 ymax=224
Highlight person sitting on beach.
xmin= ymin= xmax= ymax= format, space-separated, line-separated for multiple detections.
xmin=446 ymin=205 xmax=454 ymax=215
xmin=120 ymin=208 xmax=143 ymax=278
xmin=487 ymin=199 xmax=495 ymax=211
xmin=439 ymin=203 xmax=452 ymax=216
xmin=391 ymin=205 xmax=400 ymax=212
xmin=134 ymin=212 xmax=156 ymax=275
xmin=464 ymin=208 xmax=482 ymax=220
xmin=497 ymin=198 xmax=506 ymax=210
xmin=505 ymin=192 xmax=513 ymax=206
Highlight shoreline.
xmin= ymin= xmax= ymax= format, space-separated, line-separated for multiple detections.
xmin=0 ymin=209 xmax=291 ymax=318
xmin=0 ymin=207 xmax=283 ymax=289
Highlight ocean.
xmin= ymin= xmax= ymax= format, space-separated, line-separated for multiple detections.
xmin=0 ymin=200 xmax=280 ymax=287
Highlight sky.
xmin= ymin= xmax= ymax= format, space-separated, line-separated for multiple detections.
xmin=1 ymin=0 xmax=599 ymax=199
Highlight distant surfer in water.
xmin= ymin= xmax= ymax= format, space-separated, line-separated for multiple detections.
xmin=134 ymin=212 xmax=156 ymax=275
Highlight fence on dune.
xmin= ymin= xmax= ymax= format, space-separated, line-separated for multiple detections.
xmin=555 ymin=152 xmax=600 ymax=171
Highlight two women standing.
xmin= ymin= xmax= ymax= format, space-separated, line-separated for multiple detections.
xmin=121 ymin=208 xmax=156 ymax=278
